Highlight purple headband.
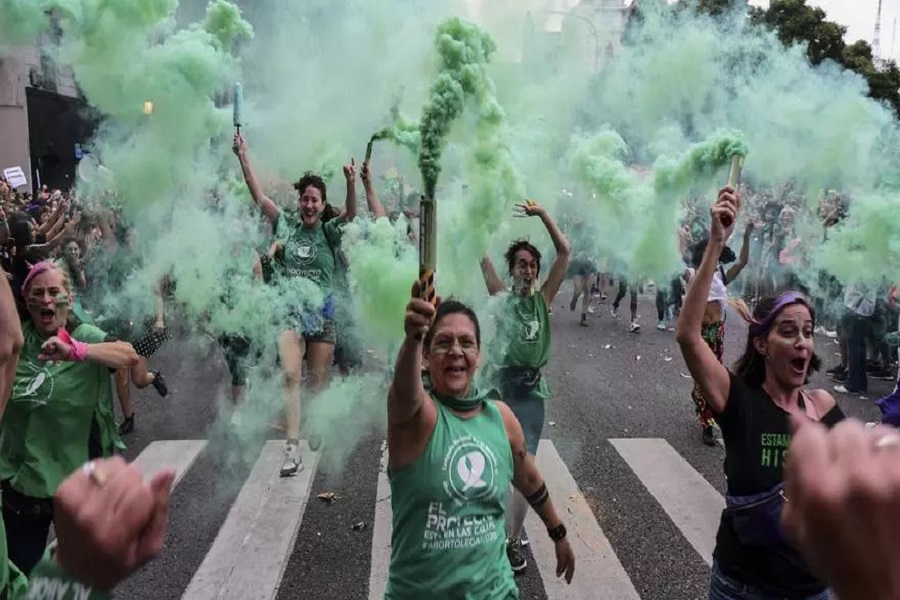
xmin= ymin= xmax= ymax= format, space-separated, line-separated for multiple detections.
xmin=747 ymin=291 xmax=808 ymax=338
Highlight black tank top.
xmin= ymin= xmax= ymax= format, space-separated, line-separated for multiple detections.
xmin=713 ymin=372 xmax=844 ymax=596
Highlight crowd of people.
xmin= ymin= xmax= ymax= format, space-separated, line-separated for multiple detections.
xmin=2 ymin=148 xmax=900 ymax=600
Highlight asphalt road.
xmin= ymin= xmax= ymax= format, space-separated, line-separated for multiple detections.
xmin=112 ymin=284 xmax=886 ymax=600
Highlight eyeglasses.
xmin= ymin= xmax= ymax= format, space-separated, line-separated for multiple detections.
xmin=430 ymin=337 xmax=479 ymax=356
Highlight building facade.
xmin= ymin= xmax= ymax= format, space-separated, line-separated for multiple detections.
xmin=0 ymin=39 xmax=91 ymax=192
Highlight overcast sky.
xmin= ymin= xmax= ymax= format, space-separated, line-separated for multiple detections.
xmin=750 ymin=1 xmax=899 ymax=59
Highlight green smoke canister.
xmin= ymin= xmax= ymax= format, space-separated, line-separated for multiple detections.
xmin=233 ymin=82 xmax=243 ymax=132
xmin=723 ymin=154 xmax=744 ymax=228
xmin=418 ymin=195 xmax=437 ymax=304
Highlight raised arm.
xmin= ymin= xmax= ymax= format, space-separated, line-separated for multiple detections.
xmin=498 ymin=402 xmax=575 ymax=584
xmin=360 ymin=162 xmax=387 ymax=218
xmin=675 ymin=187 xmax=738 ymax=415
xmin=480 ymin=256 xmax=506 ymax=296
xmin=725 ymin=222 xmax=753 ymax=284
xmin=521 ymin=202 xmax=570 ymax=305
xmin=389 ymin=282 xmax=433 ymax=427
xmin=232 ymin=133 xmax=279 ymax=223
xmin=36 ymin=201 xmax=66 ymax=236
xmin=342 ymin=159 xmax=358 ymax=221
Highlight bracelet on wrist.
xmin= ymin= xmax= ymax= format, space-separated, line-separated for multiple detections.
xmin=548 ymin=523 xmax=567 ymax=542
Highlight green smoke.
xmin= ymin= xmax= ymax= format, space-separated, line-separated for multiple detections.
xmin=418 ymin=18 xmax=497 ymax=200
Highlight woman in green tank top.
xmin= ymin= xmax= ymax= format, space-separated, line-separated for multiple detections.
xmin=385 ymin=280 xmax=575 ymax=599
xmin=479 ymin=200 xmax=571 ymax=574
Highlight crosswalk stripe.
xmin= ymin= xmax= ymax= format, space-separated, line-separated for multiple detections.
xmin=526 ymin=440 xmax=641 ymax=599
xmin=181 ymin=441 xmax=319 ymax=600
xmin=610 ymin=438 xmax=724 ymax=566
xmin=367 ymin=442 xmax=391 ymax=600
xmin=131 ymin=440 xmax=207 ymax=488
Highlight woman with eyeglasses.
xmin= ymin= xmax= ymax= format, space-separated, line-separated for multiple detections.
xmin=384 ymin=280 xmax=574 ymax=598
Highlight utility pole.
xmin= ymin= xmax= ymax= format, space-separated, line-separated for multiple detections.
xmin=874 ymin=0 xmax=883 ymax=60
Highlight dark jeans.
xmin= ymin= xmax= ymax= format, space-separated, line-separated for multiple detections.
xmin=709 ymin=562 xmax=828 ymax=600
xmin=614 ymin=280 xmax=638 ymax=318
xmin=842 ymin=312 xmax=869 ymax=392
xmin=1 ymin=481 xmax=52 ymax=576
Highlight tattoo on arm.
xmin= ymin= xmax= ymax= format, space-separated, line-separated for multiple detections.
xmin=514 ymin=443 xmax=527 ymax=463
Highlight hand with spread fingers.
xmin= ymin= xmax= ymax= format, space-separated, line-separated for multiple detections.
xmin=53 ymin=456 xmax=176 ymax=592
xmin=404 ymin=281 xmax=439 ymax=342
xmin=782 ymin=418 xmax=900 ymax=600
xmin=514 ymin=200 xmax=545 ymax=218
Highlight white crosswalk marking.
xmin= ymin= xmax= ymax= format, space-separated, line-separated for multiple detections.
xmin=181 ymin=440 xmax=319 ymax=600
xmin=142 ymin=436 xmax=728 ymax=599
xmin=526 ymin=440 xmax=641 ymax=599
xmin=131 ymin=440 xmax=207 ymax=487
xmin=610 ymin=438 xmax=724 ymax=566
xmin=368 ymin=442 xmax=391 ymax=600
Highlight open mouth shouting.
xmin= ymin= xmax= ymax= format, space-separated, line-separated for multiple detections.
xmin=789 ymin=357 xmax=808 ymax=378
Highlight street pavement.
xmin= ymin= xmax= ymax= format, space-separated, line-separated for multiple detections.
xmin=111 ymin=285 xmax=885 ymax=600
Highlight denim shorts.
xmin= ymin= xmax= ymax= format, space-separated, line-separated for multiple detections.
xmin=709 ymin=561 xmax=829 ymax=600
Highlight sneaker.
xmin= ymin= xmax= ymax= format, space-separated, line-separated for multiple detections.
xmin=280 ymin=442 xmax=302 ymax=477
xmin=600 ymin=293 xmax=607 ymax=302
xmin=580 ymin=315 xmax=588 ymax=327
xmin=611 ymin=306 xmax=619 ymax=318
xmin=118 ymin=413 xmax=135 ymax=436
xmin=657 ymin=320 xmax=666 ymax=331
xmin=230 ymin=410 xmax=242 ymax=428
xmin=702 ymin=425 xmax=716 ymax=447
xmin=831 ymin=372 xmax=847 ymax=383
xmin=870 ymin=368 xmax=895 ymax=381
xmin=569 ymin=296 xmax=578 ymax=311
xmin=506 ymin=537 xmax=527 ymax=574
xmin=834 ymin=384 xmax=866 ymax=396
xmin=826 ymin=365 xmax=846 ymax=376
xmin=629 ymin=321 xmax=640 ymax=333
xmin=587 ymin=305 xmax=595 ymax=314
xmin=150 ymin=370 xmax=169 ymax=397
xmin=824 ymin=329 xmax=838 ymax=338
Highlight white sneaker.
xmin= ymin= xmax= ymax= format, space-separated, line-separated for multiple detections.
xmin=587 ymin=305 xmax=595 ymax=314
xmin=630 ymin=321 xmax=641 ymax=333
xmin=657 ymin=320 xmax=666 ymax=331
xmin=280 ymin=442 xmax=302 ymax=477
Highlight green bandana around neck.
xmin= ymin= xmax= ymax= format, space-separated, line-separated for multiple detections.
xmin=421 ymin=371 xmax=499 ymax=412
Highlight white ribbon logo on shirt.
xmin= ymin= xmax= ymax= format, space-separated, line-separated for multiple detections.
xmin=457 ymin=451 xmax=488 ymax=491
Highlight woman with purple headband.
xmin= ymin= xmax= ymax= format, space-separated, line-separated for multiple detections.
xmin=676 ymin=186 xmax=845 ymax=600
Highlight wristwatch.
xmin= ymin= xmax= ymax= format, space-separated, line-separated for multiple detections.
xmin=548 ymin=523 xmax=567 ymax=542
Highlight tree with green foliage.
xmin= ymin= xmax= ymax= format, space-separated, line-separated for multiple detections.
xmin=694 ymin=0 xmax=900 ymax=117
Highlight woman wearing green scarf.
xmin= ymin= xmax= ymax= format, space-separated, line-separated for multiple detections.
xmin=385 ymin=280 xmax=575 ymax=599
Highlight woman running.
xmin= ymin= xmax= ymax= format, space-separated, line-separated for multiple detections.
xmin=233 ymin=132 xmax=357 ymax=476
xmin=676 ymin=186 xmax=844 ymax=600
xmin=0 ymin=261 xmax=137 ymax=575
xmin=568 ymin=254 xmax=596 ymax=327
xmin=683 ymin=222 xmax=752 ymax=446
xmin=478 ymin=201 xmax=570 ymax=574
xmin=385 ymin=281 xmax=574 ymax=598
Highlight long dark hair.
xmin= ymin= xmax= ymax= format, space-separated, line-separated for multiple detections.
xmin=732 ymin=293 xmax=822 ymax=388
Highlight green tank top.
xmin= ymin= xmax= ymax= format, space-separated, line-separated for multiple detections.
xmin=490 ymin=291 xmax=552 ymax=399
xmin=386 ymin=399 xmax=518 ymax=600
